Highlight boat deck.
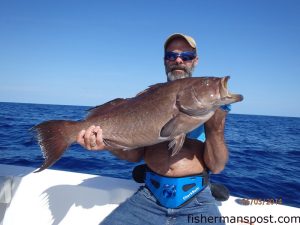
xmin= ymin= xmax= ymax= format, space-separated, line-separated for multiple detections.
xmin=0 ymin=164 xmax=298 ymax=225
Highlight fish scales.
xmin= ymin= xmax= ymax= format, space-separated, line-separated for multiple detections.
xmin=33 ymin=76 xmax=243 ymax=172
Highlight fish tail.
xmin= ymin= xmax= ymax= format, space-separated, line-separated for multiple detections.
xmin=32 ymin=120 xmax=80 ymax=172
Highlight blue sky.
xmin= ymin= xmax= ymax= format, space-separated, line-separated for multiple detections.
xmin=0 ymin=0 xmax=299 ymax=117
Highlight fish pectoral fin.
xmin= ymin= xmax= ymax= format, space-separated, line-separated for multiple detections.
xmin=160 ymin=116 xmax=178 ymax=137
xmin=169 ymin=134 xmax=186 ymax=156
xmin=161 ymin=115 xmax=190 ymax=137
xmin=161 ymin=113 xmax=201 ymax=137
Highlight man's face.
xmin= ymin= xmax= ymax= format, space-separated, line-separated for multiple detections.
xmin=164 ymin=38 xmax=198 ymax=81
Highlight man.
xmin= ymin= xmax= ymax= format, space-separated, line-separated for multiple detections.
xmin=77 ymin=33 xmax=229 ymax=225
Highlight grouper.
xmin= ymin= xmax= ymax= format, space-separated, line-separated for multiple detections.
xmin=33 ymin=76 xmax=243 ymax=172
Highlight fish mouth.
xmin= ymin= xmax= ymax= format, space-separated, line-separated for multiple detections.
xmin=220 ymin=76 xmax=244 ymax=104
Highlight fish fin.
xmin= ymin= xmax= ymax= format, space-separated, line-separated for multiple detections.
xmin=135 ymin=83 xmax=164 ymax=97
xmin=86 ymin=98 xmax=128 ymax=119
xmin=160 ymin=116 xmax=178 ymax=137
xmin=32 ymin=120 xmax=79 ymax=172
xmin=161 ymin=113 xmax=201 ymax=137
xmin=176 ymin=86 xmax=209 ymax=116
xmin=103 ymin=138 xmax=128 ymax=150
xmin=169 ymin=134 xmax=186 ymax=156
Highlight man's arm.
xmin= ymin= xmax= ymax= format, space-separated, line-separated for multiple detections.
xmin=76 ymin=125 xmax=144 ymax=162
xmin=203 ymin=108 xmax=229 ymax=174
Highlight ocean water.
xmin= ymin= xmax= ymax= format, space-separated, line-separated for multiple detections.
xmin=0 ymin=102 xmax=299 ymax=208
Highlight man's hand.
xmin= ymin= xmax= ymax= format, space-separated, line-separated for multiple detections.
xmin=76 ymin=125 xmax=144 ymax=162
xmin=76 ymin=125 xmax=106 ymax=150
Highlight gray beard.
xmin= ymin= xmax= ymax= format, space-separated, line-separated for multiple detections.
xmin=166 ymin=65 xmax=195 ymax=81
xmin=167 ymin=71 xmax=191 ymax=81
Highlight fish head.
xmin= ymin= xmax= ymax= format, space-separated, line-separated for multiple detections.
xmin=192 ymin=76 xmax=243 ymax=110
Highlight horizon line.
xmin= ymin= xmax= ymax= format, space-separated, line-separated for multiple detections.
xmin=1 ymin=101 xmax=299 ymax=119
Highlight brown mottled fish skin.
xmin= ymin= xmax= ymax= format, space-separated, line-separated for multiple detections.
xmin=33 ymin=76 xmax=243 ymax=172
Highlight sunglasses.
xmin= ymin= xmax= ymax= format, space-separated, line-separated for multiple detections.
xmin=164 ymin=51 xmax=197 ymax=61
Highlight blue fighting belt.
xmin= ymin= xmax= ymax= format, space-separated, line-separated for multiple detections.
xmin=145 ymin=170 xmax=208 ymax=208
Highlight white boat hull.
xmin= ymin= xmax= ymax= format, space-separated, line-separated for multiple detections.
xmin=0 ymin=164 xmax=298 ymax=225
